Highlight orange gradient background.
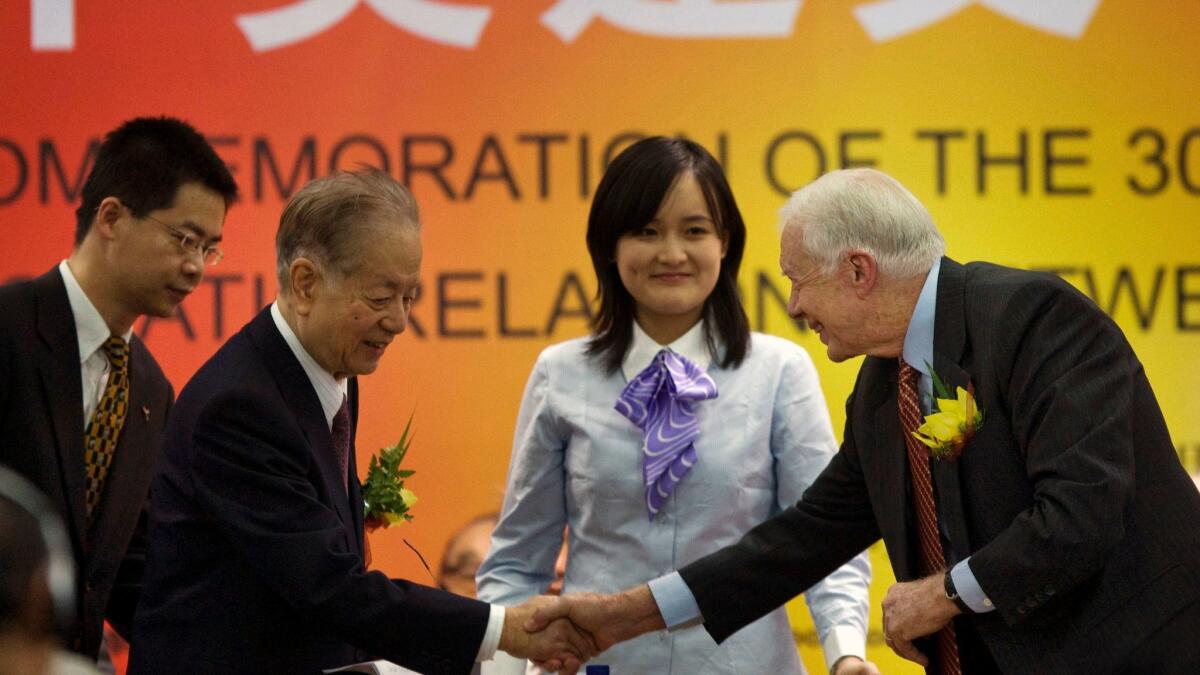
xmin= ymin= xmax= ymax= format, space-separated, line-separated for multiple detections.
xmin=3 ymin=2 xmax=1198 ymax=672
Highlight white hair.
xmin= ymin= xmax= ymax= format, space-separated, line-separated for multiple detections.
xmin=778 ymin=168 xmax=944 ymax=279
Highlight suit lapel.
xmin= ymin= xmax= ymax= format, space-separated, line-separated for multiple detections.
xmin=930 ymin=257 xmax=973 ymax=562
xmin=347 ymin=378 xmax=364 ymax=558
xmin=32 ymin=271 xmax=88 ymax=551
xmin=248 ymin=310 xmax=357 ymax=540
xmin=872 ymin=377 xmax=918 ymax=581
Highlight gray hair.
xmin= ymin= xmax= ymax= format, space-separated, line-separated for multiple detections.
xmin=275 ymin=169 xmax=419 ymax=291
xmin=779 ymin=168 xmax=944 ymax=279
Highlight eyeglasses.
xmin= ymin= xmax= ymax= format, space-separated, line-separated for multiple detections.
xmin=143 ymin=214 xmax=223 ymax=266
xmin=108 ymin=201 xmax=224 ymax=266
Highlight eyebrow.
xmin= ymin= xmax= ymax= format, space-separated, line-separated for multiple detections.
xmin=180 ymin=221 xmax=222 ymax=243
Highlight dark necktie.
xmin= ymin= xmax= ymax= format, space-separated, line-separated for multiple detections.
xmin=898 ymin=360 xmax=961 ymax=675
xmin=331 ymin=396 xmax=351 ymax=494
xmin=84 ymin=336 xmax=130 ymax=525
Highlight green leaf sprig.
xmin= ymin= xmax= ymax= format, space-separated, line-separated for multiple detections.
xmin=362 ymin=413 xmax=418 ymax=528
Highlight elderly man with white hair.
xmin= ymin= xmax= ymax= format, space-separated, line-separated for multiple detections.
xmin=525 ymin=168 xmax=1200 ymax=675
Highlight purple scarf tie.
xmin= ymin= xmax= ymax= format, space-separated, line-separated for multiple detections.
xmin=615 ymin=350 xmax=718 ymax=520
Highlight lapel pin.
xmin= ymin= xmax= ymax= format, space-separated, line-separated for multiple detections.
xmin=142 ymin=406 xmax=151 ymax=421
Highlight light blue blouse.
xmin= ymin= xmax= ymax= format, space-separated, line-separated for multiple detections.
xmin=477 ymin=323 xmax=870 ymax=673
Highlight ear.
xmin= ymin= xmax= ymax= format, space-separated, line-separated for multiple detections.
xmin=92 ymin=197 xmax=124 ymax=241
xmin=844 ymin=249 xmax=879 ymax=298
xmin=719 ymin=229 xmax=730 ymax=259
xmin=288 ymin=258 xmax=321 ymax=316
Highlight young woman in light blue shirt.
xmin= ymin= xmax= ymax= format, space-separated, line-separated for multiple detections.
xmin=478 ymin=137 xmax=873 ymax=674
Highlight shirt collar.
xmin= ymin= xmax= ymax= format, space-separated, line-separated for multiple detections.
xmin=58 ymin=260 xmax=133 ymax=364
xmin=901 ymin=258 xmax=942 ymax=378
xmin=270 ymin=301 xmax=348 ymax=430
xmin=621 ymin=319 xmax=714 ymax=382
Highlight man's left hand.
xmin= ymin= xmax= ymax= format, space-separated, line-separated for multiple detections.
xmin=832 ymin=655 xmax=882 ymax=675
xmin=881 ymin=573 xmax=960 ymax=666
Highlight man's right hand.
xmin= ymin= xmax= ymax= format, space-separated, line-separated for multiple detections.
xmin=499 ymin=595 xmax=598 ymax=672
xmin=522 ymin=585 xmax=667 ymax=672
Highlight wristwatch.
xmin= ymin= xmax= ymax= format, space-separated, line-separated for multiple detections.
xmin=944 ymin=569 xmax=971 ymax=613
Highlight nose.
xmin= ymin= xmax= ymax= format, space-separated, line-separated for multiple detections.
xmin=180 ymin=253 xmax=203 ymax=279
xmin=656 ymin=235 xmax=687 ymax=265
xmin=787 ymin=283 xmax=803 ymax=319
xmin=379 ymin=298 xmax=410 ymax=335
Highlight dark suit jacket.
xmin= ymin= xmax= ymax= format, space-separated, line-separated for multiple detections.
xmin=0 ymin=267 xmax=173 ymax=657
xmin=129 ymin=308 xmax=489 ymax=675
xmin=680 ymin=258 xmax=1200 ymax=672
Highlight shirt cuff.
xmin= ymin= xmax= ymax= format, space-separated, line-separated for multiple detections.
xmin=951 ymin=558 xmax=995 ymax=613
xmin=476 ymin=604 xmax=506 ymax=661
xmin=647 ymin=573 xmax=703 ymax=631
xmin=821 ymin=624 xmax=867 ymax=673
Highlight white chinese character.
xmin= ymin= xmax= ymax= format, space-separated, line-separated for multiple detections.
xmin=541 ymin=0 xmax=804 ymax=44
xmin=853 ymin=0 xmax=1101 ymax=41
xmin=236 ymin=0 xmax=492 ymax=52
xmin=32 ymin=0 xmax=74 ymax=51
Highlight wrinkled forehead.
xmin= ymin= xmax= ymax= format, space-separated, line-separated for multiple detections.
xmin=779 ymin=223 xmax=809 ymax=266
xmin=348 ymin=222 xmax=422 ymax=285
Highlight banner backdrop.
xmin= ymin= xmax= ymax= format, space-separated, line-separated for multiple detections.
xmin=3 ymin=2 xmax=1197 ymax=671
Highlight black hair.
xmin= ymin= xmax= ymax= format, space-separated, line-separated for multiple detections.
xmin=74 ymin=116 xmax=238 ymax=245
xmin=585 ymin=136 xmax=750 ymax=373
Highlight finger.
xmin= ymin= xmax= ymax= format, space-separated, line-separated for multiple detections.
xmin=557 ymin=653 xmax=581 ymax=672
xmin=866 ymin=663 xmax=883 ymax=675
xmin=891 ymin=638 xmax=929 ymax=667
xmin=526 ymin=598 xmax=569 ymax=632
xmin=567 ymin=617 xmax=600 ymax=654
xmin=557 ymin=620 xmax=595 ymax=659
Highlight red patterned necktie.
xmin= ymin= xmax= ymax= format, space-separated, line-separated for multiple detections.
xmin=83 ymin=336 xmax=130 ymax=527
xmin=331 ymin=397 xmax=350 ymax=495
xmin=898 ymin=360 xmax=961 ymax=675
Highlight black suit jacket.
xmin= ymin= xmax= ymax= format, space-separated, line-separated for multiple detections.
xmin=0 ymin=267 xmax=173 ymax=657
xmin=680 ymin=258 xmax=1200 ymax=672
xmin=129 ymin=308 xmax=489 ymax=675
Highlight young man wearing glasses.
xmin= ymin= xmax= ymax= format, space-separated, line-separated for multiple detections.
xmin=0 ymin=116 xmax=238 ymax=662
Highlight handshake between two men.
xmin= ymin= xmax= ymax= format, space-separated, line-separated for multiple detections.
xmin=499 ymin=587 xmax=664 ymax=674
xmin=501 ymin=587 xmax=881 ymax=675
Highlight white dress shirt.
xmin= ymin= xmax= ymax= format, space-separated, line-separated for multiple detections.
xmin=478 ymin=321 xmax=871 ymax=673
xmin=59 ymin=260 xmax=133 ymax=424
xmin=269 ymin=302 xmax=505 ymax=663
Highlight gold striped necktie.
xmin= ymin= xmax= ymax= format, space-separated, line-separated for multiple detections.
xmin=84 ymin=336 xmax=130 ymax=525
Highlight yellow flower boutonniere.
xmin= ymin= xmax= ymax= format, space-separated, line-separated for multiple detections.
xmin=362 ymin=413 xmax=419 ymax=531
xmin=911 ymin=364 xmax=984 ymax=460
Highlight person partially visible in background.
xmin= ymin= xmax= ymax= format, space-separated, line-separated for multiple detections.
xmin=440 ymin=515 xmax=568 ymax=600
xmin=438 ymin=513 xmax=499 ymax=598
xmin=0 ymin=465 xmax=100 ymax=675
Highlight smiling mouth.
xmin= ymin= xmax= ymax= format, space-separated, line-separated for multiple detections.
xmin=364 ymin=340 xmax=390 ymax=350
